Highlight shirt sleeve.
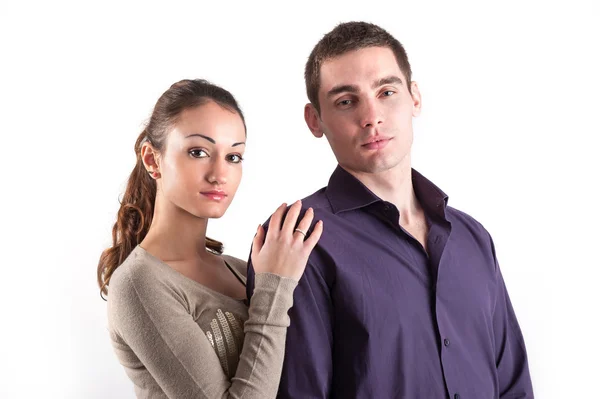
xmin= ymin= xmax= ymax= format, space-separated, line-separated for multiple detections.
xmin=247 ymin=252 xmax=334 ymax=398
xmin=109 ymin=266 xmax=297 ymax=399
xmin=490 ymin=238 xmax=535 ymax=398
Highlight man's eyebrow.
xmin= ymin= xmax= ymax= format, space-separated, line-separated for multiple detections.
xmin=327 ymin=84 xmax=359 ymax=98
xmin=372 ymin=75 xmax=403 ymax=89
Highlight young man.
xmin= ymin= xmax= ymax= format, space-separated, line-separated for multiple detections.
xmin=247 ymin=21 xmax=533 ymax=398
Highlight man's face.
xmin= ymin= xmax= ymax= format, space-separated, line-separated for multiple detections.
xmin=306 ymin=46 xmax=421 ymax=175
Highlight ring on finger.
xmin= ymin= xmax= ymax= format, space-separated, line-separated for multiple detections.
xmin=294 ymin=228 xmax=307 ymax=237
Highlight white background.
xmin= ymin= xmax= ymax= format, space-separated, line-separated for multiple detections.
xmin=1 ymin=0 xmax=598 ymax=398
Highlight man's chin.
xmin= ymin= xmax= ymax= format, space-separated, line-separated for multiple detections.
xmin=352 ymin=158 xmax=403 ymax=175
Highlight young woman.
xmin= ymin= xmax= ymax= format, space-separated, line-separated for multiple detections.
xmin=97 ymin=79 xmax=322 ymax=398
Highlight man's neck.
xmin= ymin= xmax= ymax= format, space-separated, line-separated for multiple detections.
xmin=342 ymin=157 xmax=423 ymax=226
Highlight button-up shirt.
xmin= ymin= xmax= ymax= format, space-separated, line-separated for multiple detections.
xmin=247 ymin=166 xmax=533 ymax=398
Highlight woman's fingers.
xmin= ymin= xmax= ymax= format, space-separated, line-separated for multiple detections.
xmin=281 ymin=200 xmax=302 ymax=236
xmin=266 ymin=203 xmax=287 ymax=240
xmin=251 ymin=202 xmax=324 ymax=281
xmin=303 ymin=220 xmax=323 ymax=251
xmin=293 ymin=207 xmax=314 ymax=241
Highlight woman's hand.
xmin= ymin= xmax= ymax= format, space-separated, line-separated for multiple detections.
xmin=251 ymin=200 xmax=323 ymax=281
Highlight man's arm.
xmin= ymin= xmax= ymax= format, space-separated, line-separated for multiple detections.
xmin=247 ymin=245 xmax=334 ymax=398
xmin=490 ymin=237 xmax=534 ymax=398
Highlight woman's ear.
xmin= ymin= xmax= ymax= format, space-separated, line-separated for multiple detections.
xmin=141 ymin=142 xmax=161 ymax=178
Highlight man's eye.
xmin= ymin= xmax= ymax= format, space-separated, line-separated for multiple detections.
xmin=337 ymin=99 xmax=352 ymax=106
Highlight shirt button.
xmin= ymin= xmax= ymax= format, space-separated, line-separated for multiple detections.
xmin=454 ymin=394 xmax=460 ymax=399
xmin=444 ymin=338 xmax=450 ymax=347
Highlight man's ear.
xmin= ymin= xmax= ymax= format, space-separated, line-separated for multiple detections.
xmin=304 ymin=103 xmax=324 ymax=138
xmin=410 ymin=81 xmax=422 ymax=117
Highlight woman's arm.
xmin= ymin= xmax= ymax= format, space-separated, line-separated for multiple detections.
xmin=109 ymin=265 xmax=297 ymax=399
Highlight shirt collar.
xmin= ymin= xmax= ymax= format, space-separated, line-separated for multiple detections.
xmin=325 ymin=165 xmax=449 ymax=219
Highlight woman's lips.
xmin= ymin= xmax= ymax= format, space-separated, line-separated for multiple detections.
xmin=200 ymin=191 xmax=228 ymax=201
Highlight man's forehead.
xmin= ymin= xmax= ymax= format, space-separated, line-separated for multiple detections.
xmin=318 ymin=47 xmax=402 ymax=87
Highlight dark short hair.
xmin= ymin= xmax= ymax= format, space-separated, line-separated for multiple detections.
xmin=305 ymin=21 xmax=412 ymax=114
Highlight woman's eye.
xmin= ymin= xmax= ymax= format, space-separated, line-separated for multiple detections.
xmin=227 ymin=154 xmax=244 ymax=163
xmin=189 ymin=149 xmax=208 ymax=158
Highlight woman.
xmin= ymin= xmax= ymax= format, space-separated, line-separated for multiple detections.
xmin=97 ymin=79 xmax=323 ymax=398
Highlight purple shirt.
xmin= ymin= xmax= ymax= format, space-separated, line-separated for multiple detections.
xmin=247 ymin=166 xmax=533 ymax=399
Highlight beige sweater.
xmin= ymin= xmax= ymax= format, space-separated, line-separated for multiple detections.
xmin=107 ymin=246 xmax=297 ymax=398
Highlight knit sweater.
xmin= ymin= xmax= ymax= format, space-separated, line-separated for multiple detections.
xmin=107 ymin=245 xmax=297 ymax=398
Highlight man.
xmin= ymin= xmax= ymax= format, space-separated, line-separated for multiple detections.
xmin=247 ymin=21 xmax=533 ymax=398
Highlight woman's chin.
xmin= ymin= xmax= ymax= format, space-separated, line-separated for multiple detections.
xmin=191 ymin=206 xmax=228 ymax=220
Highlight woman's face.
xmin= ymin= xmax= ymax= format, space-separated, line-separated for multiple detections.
xmin=155 ymin=101 xmax=246 ymax=219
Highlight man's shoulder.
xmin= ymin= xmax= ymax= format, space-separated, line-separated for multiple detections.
xmin=300 ymin=187 xmax=331 ymax=212
xmin=446 ymin=206 xmax=492 ymax=242
xmin=257 ymin=187 xmax=331 ymax=229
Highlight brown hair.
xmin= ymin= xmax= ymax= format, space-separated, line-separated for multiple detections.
xmin=97 ymin=79 xmax=246 ymax=299
xmin=305 ymin=21 xmax=413 ymax=114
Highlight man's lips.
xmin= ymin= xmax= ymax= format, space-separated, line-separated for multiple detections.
xmin=362 ymin=137 xmax=392 ymax=150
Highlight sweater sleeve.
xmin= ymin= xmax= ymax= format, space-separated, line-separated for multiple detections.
xmin=108 ymin=266 xmax=297 ymax=399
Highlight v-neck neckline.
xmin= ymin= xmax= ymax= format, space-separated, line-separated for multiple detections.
xmin=135 ymin=245 xmax=247 ymax=303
